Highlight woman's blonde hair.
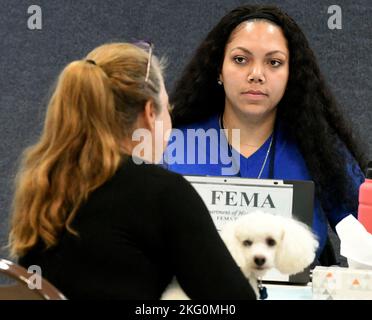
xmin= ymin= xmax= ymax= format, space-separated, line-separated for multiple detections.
xmin=9 ymin=43 xmax=163 ymax=257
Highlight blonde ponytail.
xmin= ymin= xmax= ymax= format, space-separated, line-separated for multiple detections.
xmin=9 ymin=43 xmax=163 ymax=257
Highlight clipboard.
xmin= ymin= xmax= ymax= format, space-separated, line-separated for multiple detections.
xmin=184 ymin=175 xmax=315 ymax=284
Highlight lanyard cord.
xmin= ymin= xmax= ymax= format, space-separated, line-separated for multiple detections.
xmin=219 ymin=115 xmax=276 ymax=179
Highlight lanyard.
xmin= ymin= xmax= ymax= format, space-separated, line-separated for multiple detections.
xmin=220 ymin=116 xmax=277 ymax=179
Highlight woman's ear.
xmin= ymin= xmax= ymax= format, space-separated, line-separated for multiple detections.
xmin=142 ymin=100 xmax=157 ymax=130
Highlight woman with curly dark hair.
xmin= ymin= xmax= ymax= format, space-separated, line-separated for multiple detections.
xmin=165 ymin=5 xmax=367 ymax=262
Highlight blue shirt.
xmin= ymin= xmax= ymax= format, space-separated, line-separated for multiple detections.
xmin=163 ymin=114 xmax=364 ymax=256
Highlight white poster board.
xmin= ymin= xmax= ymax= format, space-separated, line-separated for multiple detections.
xmin=185 ymin=177 xmax=293 ymax=231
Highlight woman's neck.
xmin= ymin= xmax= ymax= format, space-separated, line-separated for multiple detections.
xmin=121 ymin=138 xmax=154 ymax=164
xmin=222 ymin=109 xmax=276 ymax=158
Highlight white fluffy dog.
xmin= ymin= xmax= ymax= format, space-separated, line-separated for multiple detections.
xmin=161 ymin=211 xmax=318 ymax=300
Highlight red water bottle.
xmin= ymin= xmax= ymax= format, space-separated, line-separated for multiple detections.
xmin=358 ymin=161 xmax=372 ymax=233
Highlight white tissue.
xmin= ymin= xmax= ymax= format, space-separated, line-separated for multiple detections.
xmin=335 ymin=214 xmax=372 ymax=269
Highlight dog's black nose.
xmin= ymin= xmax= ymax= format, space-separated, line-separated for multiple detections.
xmin=254 ymin=256 xmax=266 ymax=266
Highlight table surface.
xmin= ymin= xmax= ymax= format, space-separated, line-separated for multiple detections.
xmin=265 ymin=283 xmax=313 ymax=300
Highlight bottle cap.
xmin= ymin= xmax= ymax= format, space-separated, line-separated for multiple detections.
xmin=367 ymin=161 xmax=372 ymax=179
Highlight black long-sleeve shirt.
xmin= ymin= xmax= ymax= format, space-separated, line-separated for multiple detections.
xmin=19 ymin=157 xmax=256 ymax=299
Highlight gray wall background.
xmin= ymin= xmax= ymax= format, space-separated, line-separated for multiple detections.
xmin=0 ymin=0 xmax=371 ymax=261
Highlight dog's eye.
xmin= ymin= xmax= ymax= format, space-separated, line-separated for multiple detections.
xmin=266 ymin=238 xmax=276 ymax=247
xmin=243 ymin=239 xmax=253 ymax=246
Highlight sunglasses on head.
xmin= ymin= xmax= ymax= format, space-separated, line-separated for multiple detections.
xmin=132 ymin=40 xmax=154 ymax=83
